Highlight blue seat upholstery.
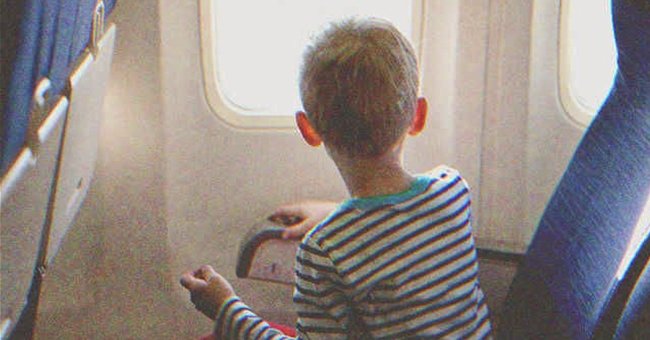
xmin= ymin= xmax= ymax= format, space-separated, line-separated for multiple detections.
xmin=613 ymin=248 xmax=650 ymax=339
xmin=498 ymin=0 xmax=650 ymax=339
xmin=1 ymin=0 xmax=116 ymax=175
xmin=604 ymin=232 xmax=650 ymax=339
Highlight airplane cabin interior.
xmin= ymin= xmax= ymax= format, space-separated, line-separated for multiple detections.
xmin=1 ymin=0 xmax=649 ymax=339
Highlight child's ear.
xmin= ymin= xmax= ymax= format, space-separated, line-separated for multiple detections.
xmin=296 ymin=111 xmax=322 ymax=147
xmin=408 ymin=97 xmax=428 ymax=136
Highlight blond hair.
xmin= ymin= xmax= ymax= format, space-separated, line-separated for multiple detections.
xmin=299 ymin=18 xmax=419 ymax=158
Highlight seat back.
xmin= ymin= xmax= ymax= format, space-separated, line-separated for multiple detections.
xmin=0 ymin=1 xmax=116 ymax=337
xmin=1 ymin=0 xmax=116 ymax=175
xmin=598 ymin=227 xmax=650 ymax=340
xmin=498 ymin=0 xmax=650 ymax=339
xmin=612 ymin=246 xmax=650 ymax=339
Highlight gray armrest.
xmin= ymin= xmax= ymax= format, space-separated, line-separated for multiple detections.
xmin=236 ymin=217 xmax=301 ymax=285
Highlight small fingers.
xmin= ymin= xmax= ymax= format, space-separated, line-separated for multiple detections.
xmin=198 ymin=265 xmax=218 ymax=280
xmin=272 ymin=203 xmax=308 ymax=220
xmin=180 ymin=271 xmax=203 ymax=290
xmin=181 ymin=265 xmax=218 ymax=289
xmin=269 ymin=212 xmax=304 ymax=227
xmin=282 ymin=221 xmax=311 ymax=239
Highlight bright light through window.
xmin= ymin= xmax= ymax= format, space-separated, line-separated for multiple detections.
xmin=213 ymin=0 xmax=414 ymax=117
xmin=562 ymin=0 xmax=617 ymax=121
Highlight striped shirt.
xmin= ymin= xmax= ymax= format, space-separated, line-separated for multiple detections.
xmin=216 ymin=166 xmax=492 ymax=339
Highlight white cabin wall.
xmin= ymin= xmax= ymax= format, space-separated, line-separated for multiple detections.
xmin=452 ymin=0 xmax=490 ymax=205
xmin=404 ymin=1 xmax=460 ymax=170
xmin=524 ymin=0 xmax=586 ymax=246
xmin=405 ymin=0 xmax=489 ymax=192
xmin=478 ymin=0 xmax=587 ymax=253
xmin=478 ymin=0 xmax=534 ymax=253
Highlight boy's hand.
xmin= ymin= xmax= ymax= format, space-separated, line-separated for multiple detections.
xmin=180 ymin=265 xmax=235 ymax=320
xmin=270 ymin=200 xmax=338 ymax=239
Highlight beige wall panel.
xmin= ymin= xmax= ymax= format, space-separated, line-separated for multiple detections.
xmin=478 ymin=0 xmax=587 ymax=253
xmin=524 ymin=0 xmax=586 ymax=243
xmin=47 ymin=25 xmax=116 ymax=265
xmin=1 ymin=98 xmax=67 ymax=334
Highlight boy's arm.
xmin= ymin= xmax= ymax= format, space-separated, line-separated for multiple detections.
xmin=180 ymin=266 xmax=294 ymax=339
xmin=214 ymin=296 xmax=290 ymax=339
xmin=207 ymin=237 xmax=352 ymax=340
xmin=180 ymin=231 xmax=350 ymax=339
xmin=213 ymin=282 xmax=351 ymax=340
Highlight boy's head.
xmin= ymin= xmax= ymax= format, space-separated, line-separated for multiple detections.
xmin=298 ymin=17 xmax=422 ymax=159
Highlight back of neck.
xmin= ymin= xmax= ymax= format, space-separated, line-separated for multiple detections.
xmin=333 ymin=154 xmax=415 ymax=199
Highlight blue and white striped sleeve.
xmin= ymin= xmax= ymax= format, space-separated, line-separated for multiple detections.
xmin=213 ymin=234 xmax=350 ymax=340
xmin=293 ymin=236 xmax=351 ymax=339
xmin=214 ymin=296 xmax=292 ymax=340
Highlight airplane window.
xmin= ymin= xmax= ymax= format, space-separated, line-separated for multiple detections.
xmin=201 ymin=0 xmax=419 ymax=128
xmin=560 ymin=0 xmax=617 ymax=125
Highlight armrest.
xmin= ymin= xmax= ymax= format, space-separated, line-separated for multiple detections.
xmin=236 ymin=217 xmax=302 ymax=285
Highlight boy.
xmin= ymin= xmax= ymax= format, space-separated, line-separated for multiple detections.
xmin=180 ymin=17 xmax=491 ymax=339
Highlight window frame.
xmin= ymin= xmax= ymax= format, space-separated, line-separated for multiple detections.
xmin=558 ymin=0 xmax=617 ymax=127
xmin=199 ymin=0 xmax=425 ymax=129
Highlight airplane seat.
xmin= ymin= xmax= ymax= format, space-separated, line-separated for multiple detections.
xmin=497 ymin=0 xmax=650 ymax=339
xmin=0 ymin=0 xmax=116 ymax=337
xmin=597 ymin=229 xmax=650 ymax=340
xmin=612 ymin=246 xmax=650 ymax=339
xmin=604 ymin=1 xmax=650 ymax=339
xmin=1 ymin=0 xmax=116 ymax=173
xmin=44 ymin=0 xmax=118 ymax=265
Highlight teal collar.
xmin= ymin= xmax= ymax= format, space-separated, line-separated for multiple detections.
xmin=340 ymin=175 xmax=432 ymax=211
